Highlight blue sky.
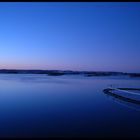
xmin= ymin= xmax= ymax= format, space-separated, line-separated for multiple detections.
xmin=0 ymin=2 xmax=140 ymax=72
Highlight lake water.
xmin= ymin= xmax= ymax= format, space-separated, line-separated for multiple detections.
xmin=0 ymin=74 xmax=140 ymax=138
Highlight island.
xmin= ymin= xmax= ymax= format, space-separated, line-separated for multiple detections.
xmin=0 ymin=69 xmax=139 ymax=77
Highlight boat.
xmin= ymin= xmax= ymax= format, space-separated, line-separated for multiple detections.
xmin=103 ymin=86 xmax=140 ymax=104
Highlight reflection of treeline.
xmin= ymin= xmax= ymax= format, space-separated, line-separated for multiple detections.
xmin=0 ymin=69 xmax=139 ymax=77
xmin=128 ymin=73 xmax=140 ymax=77
xmin=85 ymin=72 xmax=123 ymax=77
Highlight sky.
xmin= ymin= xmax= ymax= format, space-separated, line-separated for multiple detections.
xmin=0 ymin=2 xmax=140 ymax=72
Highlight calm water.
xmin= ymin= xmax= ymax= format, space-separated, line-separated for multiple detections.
xmin=0 ymin=74 xmax=140 ymax=138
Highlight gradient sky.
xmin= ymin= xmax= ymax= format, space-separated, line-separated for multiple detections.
xmin=0 ymin=2 xmax=140 ymax=72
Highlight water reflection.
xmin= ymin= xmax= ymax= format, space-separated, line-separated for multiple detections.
xmin=103 ymin=88 xmax=140 ymax=111
xmin=0 ymin=74 xmax=140 ymax=137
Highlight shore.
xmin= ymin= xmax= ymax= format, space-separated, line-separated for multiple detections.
xmin=0 ymin=69 xmax=139 ymax=77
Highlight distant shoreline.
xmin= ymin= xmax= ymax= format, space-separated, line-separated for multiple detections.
xmin=0 ymin=69 xmax=139 ymax=77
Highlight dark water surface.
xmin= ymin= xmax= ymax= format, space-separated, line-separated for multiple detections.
xmin=0 ymin=74 xmax=140 ymax=138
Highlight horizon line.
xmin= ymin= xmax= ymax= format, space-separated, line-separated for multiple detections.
xmin=0 ymin=69 xmax=139 ymax=74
